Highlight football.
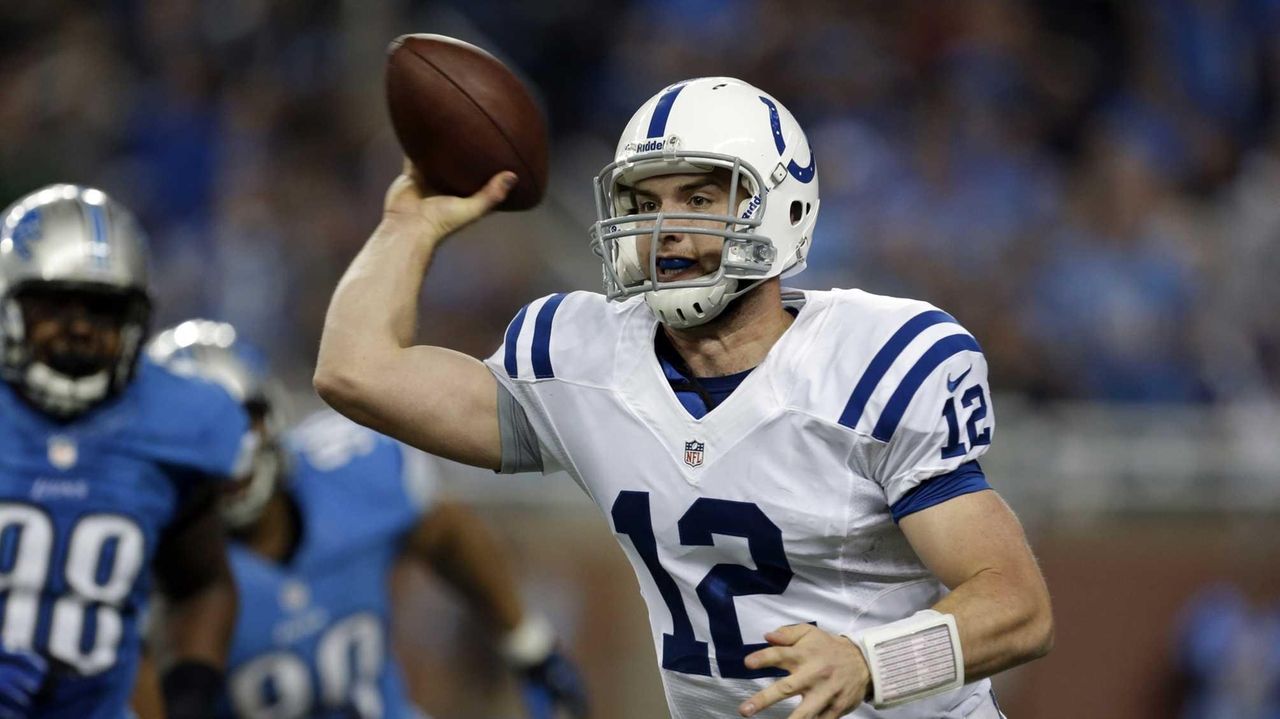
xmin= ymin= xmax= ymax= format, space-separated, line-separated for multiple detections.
xmin=385 ymin=34 xmax=549 ymax=211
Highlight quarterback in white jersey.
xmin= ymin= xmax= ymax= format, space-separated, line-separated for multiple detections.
xmin=316 ymin=76 xmax=1053 ymax=719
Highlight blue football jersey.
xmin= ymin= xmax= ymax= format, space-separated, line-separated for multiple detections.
xmin=0 ymin=358 xmax=250 ymax=719
xmin=222 ymin=411 xmax=437 ymax=719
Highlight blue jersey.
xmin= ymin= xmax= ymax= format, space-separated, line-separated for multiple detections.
xmin=222 ymin=411 xmax=437 ymax=719
xmin=0 ymin=358 xmax=250 ymax=719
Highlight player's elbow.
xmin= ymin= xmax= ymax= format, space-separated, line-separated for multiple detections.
xmin=1021 ymin=612 xmax=1054 ymax=664
xmin=313 ymin=363 xmax=368 ymax=418
xmin=1019 ymin=590 xmax=1055 ymax=663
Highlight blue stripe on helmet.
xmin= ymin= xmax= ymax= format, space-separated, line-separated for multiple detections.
xmin=838 ymin=310 xmax=957 ymax=430
xmin=646 ymin=85 xmax=686 ymax=139
xmin=503 ymin=304 xmax=530 ymax=378
xmin=530 ymin=293 xmax=568 ymax=379
xmin=758 ymin=96 xmax=816 ymax=183
xmin=872 ymin=333 xmax=982 ymax=442
xmin=759 ymin=97 xmax=788 ymax=154
xmin=86 ymin=202 xmax=110 ymax=268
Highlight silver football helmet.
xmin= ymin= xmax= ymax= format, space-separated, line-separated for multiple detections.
xmin=148 ymin=320 xmax=288 ymax=530
xmin=0 ymin=184 xmax=152 ymax=416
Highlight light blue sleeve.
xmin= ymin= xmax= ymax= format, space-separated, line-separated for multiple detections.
xmin=199 ymin=385 xmax=255 ymax=479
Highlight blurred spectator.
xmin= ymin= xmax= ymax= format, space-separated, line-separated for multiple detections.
xmin=1172 ymin=585 xmax=1280 ymax=719
xmin=0 ymin=0 xmax=1276 ymax=403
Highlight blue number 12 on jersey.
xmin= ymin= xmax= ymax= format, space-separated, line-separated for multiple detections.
xmin=611 ymin=491 xmax=798 ymax=679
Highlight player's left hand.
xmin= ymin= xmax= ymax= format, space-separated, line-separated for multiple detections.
xmin=738 ymin=624 xmax=869 ymax=719
xmin=0 ymin=648 xmax=47 ymax=719
xmin=517 ymin=650 xmax=590 ymax=719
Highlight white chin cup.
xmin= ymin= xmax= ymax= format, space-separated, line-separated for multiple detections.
xmin=644 ymin=281 xmax=734 ymax=329
xmin=23 ymin=363 xmax=109 ymax=416
xmin=220 ymin=447 xmax=281 ymax=530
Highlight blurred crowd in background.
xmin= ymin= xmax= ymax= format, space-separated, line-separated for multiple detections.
xmin=2 ymin=0 xmax=1279 ymax=404
xmin=3 ymin=3 xmax=1279 ymax=717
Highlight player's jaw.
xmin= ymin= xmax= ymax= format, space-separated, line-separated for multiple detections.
xmin=19 ymin=289 xmax=125 ymax=377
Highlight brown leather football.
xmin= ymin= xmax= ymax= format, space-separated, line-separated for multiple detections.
xmin=385 ymin=34 xmax=548 ymax=211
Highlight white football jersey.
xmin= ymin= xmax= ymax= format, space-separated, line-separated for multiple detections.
xmin=486 ymin=288 xmax=996 ymax=718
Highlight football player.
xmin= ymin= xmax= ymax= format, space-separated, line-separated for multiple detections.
xmin=315 ymin=77 xmax=1053 ymax=718
xmin=148 ymin=320 xmax=588 ymax=719
xmin=0 ymin=186 xmax=248 ymax=719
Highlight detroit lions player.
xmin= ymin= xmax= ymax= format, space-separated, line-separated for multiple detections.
xmin=148 ymin=320 xmax=588 ymax=719
xmin=0 ymin=186 xmax=248 ymax=719
xmin=315 ymin=77 xmax=1053 ymax=718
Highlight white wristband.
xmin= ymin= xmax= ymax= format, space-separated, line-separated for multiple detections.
xmin=499 ymin=614 xmax=557 ymax=668
xmin=846 ymin=610 xmax=964 ymax=709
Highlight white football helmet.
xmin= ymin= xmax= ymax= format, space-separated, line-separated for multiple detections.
xmin=148 ymin=320 xmax=288 ymax=530
xmin=590 ymin=77 xmax=820 ymax=328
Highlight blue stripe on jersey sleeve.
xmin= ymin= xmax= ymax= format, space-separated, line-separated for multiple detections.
xmin=503 ymin=304 xmax=530 ymax=378
xmin=531 ymin=293 xmax=568 ymax=379
xmin=872 ymin=333 xmax=981 ymax=442
xmin=890 ymin=460 xmax=990 ymax=523
xmin=838 ymin=310 xmax=957 ymax=430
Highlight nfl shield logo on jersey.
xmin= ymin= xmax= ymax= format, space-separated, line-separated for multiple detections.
xmin=683 ymin=440 xmax=705 ymax=468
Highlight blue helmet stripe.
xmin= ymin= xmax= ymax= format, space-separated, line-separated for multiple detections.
xmin=872 ymin=333 xmax=982 ymax=442
xmin=646 ymin=85 xmax=686 ymax=139
xmin=503 ymin=304 xmax=530 ymax=378
xmin=759 ymin=97 xmax=788 ymax=154
xmin=83 ymin=201 xmax=110 ymax=268
xmin=758 ymin=96 xmax=816 ymax=183
xmin=838 ymin=310 xmax=957 ymax=430
xmin=530 ymin=293 xmax=568 ymax=379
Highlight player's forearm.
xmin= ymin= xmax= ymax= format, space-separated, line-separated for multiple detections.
xmin=413 ymin=503 xmax=524 ymax=633
xmin=315 ymin=217 xmax=440 ymax=405
xmin=162 ymin=575 xmax=238 ymax=667
xmin=930 ymin=565 xmax=1053 ymax=681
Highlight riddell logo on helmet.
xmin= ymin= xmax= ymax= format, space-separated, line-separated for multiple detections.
xmin=740 ymin=194 xmax=763 ymax=219
xmin=625 ymin=139 xmax=666 ymax=154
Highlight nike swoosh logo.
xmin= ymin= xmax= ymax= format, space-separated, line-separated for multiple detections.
xmin=946 ymin=367 xmax=972 ymax=393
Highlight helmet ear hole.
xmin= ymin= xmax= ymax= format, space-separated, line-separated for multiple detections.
xmin=790 ymin=200 xmax=804 ymax=226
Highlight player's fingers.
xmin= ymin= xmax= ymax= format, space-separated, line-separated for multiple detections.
xmin=416 ymin=171 xmax=517 ymax=235
xmin=449 ymin=171 xmax=517 ymax=220
xmin=744 ymin=645 xmax=800 ymax=672
xmin=738 ymin=668 xmax=818 ymax=717
xmin=766 ymin=623 xmax=813 ymax=646
xmin=782 ymin=685 xmax=839 ymax=719
xmin=479 ymin=170 xmax=518 ymax=205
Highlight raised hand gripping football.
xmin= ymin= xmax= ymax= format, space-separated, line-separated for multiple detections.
xmin=383 ymin=159 xmax=517 ymax=240
xmin=739 ymin=624 xmax=870 ymax=719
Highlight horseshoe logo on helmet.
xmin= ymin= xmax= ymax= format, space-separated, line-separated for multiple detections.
xmin=759 ymin=96 xmax=816 ymax=184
